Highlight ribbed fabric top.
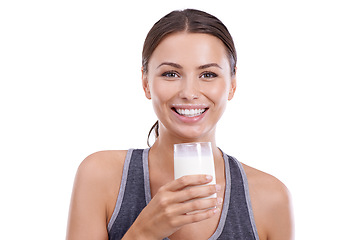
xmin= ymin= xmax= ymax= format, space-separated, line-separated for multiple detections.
xmin=107 ymin=148 xmax=259 ymax=240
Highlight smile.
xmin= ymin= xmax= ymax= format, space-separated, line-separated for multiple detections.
xmin=173 ymin=108 xmax=207 ymax=117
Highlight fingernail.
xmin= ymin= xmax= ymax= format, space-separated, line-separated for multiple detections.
xmin=213 ymin=208 xmax=219 ymax=214
xmin=217 ymin=197 xmax=223 ymax=204
xmin=215 ymin=184 xmax=221 ymax=192
xmin=206 ymin=175 xmax=213 ymax=181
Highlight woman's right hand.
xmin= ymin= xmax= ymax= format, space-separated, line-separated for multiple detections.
xmin=122 ymin=174 xmax=222 ymax=240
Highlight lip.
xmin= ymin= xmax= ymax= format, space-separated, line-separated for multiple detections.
xmin=170 ymin=104 xmax=209 ymax=123
xmin=171 ymin=104 xmax=209 ymax=109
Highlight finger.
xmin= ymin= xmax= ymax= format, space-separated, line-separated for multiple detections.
xmin=174 ymin=197 xmax=223 ymax=216
xmin=164 ymin=175 xmax=213 ymax=192
xmin=175 ymin=183 xmax=221 ymax=203
xmin=159 ymin=183 xmax=220 ymax=205
xmin=172 ymin=206 xmax=220 ymax=227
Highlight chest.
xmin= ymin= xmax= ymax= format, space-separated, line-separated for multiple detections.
xmin=149 ymin=168 xmax=226 ymax=240
xmin=168 ymin=216 xmax=222 ymax=240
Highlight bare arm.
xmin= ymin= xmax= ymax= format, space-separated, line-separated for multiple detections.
xmin=66 ymin=151 xmax=126 ymax=240
xmin=267 ymin=184 xmax=294 ymax=240
xmin=244 ymin=164 xmax=294 ymax=240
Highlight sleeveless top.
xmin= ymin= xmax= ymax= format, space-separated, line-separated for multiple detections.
xmin=107 ymin=148 xmax=259 ymax=240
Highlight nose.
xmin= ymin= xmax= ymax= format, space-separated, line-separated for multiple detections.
xmin=178 ymin=77 xmax=199 ymax=100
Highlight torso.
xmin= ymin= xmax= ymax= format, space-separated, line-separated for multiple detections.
xmin=104 ymin=149 xmax=288 ymax=240
xmin=148 ymin=149 xmax=226 ymax=240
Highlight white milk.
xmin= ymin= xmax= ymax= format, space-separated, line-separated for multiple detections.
xmin=174 ymin=142 xmax=217 ymax=199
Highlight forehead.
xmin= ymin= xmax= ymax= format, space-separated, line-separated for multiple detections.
xmin=148 ymin=32 xmax=229 ymax=70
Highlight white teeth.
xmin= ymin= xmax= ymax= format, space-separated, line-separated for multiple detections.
xmin=175 ymin=108 xmax=206 ymax=117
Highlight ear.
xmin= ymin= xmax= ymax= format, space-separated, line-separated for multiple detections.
xmin=228 ymin=68 xmax=237 ymax=100
xmin=142 ymin=67 xmax=151 ymax=100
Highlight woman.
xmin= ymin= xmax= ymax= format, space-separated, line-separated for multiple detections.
xmin=67 ymin=9 xmax=294 ymax=240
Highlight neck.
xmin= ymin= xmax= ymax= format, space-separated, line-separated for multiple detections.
xmin=148 ymin=125 xmax=222 ymax=171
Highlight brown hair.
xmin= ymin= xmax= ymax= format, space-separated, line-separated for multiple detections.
xmin=143 ymin=9 xmax=237 ymax=146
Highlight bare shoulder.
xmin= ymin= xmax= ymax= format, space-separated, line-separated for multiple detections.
xmin=241 ymin=163 xmax=290 ymax=202
xmin=77 ymin=150 xmax=128 ymax=183
xmin=241 ymin=163 xmax=294 ymax=240
xmin=74 ymin=150 xmax=128 ymax=195
xmin=75 ymin=150 xmax=128 ymax=216
xmin=67 ymin=150 xmax=128 ymax=240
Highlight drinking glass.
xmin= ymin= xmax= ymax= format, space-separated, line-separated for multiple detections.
xmin=174 ymin=142 xmax=216 ymax=198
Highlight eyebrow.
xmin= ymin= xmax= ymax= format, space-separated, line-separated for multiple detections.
xmin=156 ymin=62 xmax=222 ymax=70
xmin=198 ymin=63 xmax=222 ymax=70
xmin=157 ymin=62 xmax=183 ymax=69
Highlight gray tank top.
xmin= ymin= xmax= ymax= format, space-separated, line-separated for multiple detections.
xmin=107 ymin=148 xmax=259 ymax=239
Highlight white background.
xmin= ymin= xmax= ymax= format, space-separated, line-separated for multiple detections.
xmin=1 ymin=0 xmax=359 ymax=239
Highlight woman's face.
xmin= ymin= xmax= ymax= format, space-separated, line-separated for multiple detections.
xmin=143 ymin=32 xmax=236 ymax=142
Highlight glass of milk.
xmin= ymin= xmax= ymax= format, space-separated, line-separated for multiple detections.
xmin=174 ymin=142 xmax=217 ymax=198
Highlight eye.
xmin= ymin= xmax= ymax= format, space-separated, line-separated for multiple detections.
xmin=200 ymin=71 xmax=218 ymax=79
xmin=162 ymin=71 xmax=180 ymax=78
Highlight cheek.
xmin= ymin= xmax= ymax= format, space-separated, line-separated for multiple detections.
xmin=203 ymin=81 xmax=230 ymax=105
xmin=150 ymin=80 xmax=176 ymax=105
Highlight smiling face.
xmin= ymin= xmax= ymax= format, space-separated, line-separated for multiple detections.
xmin=143 ymin=32 xmax=236 ymax=143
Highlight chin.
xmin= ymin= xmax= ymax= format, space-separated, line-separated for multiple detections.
xmin=173 ymin=127 xmax=214 ymax=143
